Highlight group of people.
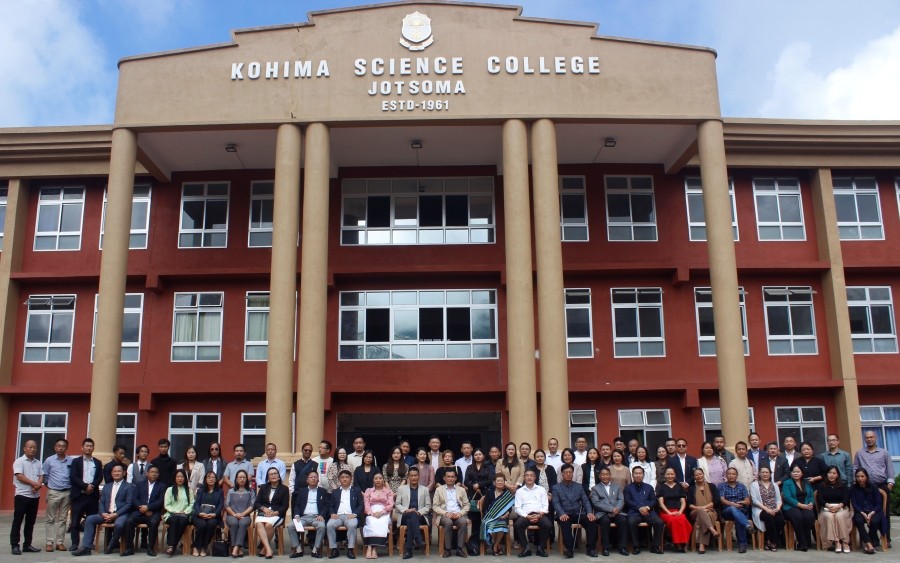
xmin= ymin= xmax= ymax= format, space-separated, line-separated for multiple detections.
xmin=8 ymin=431 xmax=895 ymax=559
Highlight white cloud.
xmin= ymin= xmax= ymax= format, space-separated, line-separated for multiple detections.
xmin=759 ymin=25 xmax=900 ymax=119
xmin=0 ymin=1 xmax=115 ymax=126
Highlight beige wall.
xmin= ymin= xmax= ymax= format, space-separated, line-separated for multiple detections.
xmin=115 ymin=3 xmax=720 ymax=126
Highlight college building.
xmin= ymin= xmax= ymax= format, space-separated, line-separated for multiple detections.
xmin=1 ymin=0 xmax=899 ymax=507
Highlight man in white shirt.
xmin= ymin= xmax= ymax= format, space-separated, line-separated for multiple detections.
xmin=513 ymin=469 xmax=550 ymax=557
xmin=782 ymin=436 xmax=798 ymax=466
xmin=455 ymin=441 xmax=474 ymax=478
xmin=11 ymin=440 xmax=44 ymax=555
xmin=545 ymin=438 xmax=563 ymax=472
xmin=326 ymin=470 xmax=363 ymax=559
xmin=348 ymin=436 xmax=369 ymax=470
xmin=428 ymin=436 xmax=443 ymax=470
xmin=287 ymin=472 xmax=330 ymax=558
xmin=572 ymin=437 xmax=589 ymax=465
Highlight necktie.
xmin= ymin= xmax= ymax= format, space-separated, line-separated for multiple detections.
xmin=140 ymin=463 xmax=145 ymax=475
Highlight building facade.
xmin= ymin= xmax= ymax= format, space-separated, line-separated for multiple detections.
xmin=1 ymin=1 xmax=899 ymax=508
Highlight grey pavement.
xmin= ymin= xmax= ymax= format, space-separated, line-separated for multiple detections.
xmin=0 ymin=513 xmax=896 ymax=562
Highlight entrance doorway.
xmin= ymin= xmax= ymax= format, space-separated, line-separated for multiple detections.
xmin=337 ymin=412 xmax=502 ymax=464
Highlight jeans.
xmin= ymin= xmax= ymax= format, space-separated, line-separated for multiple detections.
xmin=721 ymin=506 xmax=750 ymax=545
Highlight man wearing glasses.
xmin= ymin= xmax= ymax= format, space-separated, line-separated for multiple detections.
xmin=666 ymin=439 xmax=698 ymax=490
xmin=203 ymin=442 xmax=226 ymax=487
xmin=290 ymin=443 xmax=319 ymax=495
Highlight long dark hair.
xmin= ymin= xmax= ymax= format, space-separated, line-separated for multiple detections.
xmin=853 ymin=468 xmax=876 ymax=492
xmin=384 ymin=447 xmax=408 ymax=478
xmin=233 ymin=469 xmax=250 ymax=492
xmin=503 ymin=442 xmax=519 ymax=470
xmin=171 ymin=468 xmax=191 ymax=501
xmin=201 ymin=470 xmax=219 ymax=493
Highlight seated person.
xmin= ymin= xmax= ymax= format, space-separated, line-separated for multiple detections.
xmin=327 ymin=470 xmax=364 ymax=559
xmin=287 ymin=471 xmax=331 ymax=558
xmin=393 ymin=467 xmax=432 ymax=559
xmin=513 ymin=469 xmax=551 ymax=558
xmin=623 ymin=466 xmax=663 ymax=555
xmin=590 ymin=467 xmax=629 ymax=557
xmin=72 ymin=464 xmax=134 ymax=556
xmin=719 ymin=467 xmax=752 ymax=553
xmin=551 ymin=464 xmax=597 ymax=558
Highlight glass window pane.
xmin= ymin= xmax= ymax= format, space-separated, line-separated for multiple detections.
xmin=367 ymin=196 xmax=390 ymax=228
xmin=445 ymin=195 xmax=468 ymax=227
xmin=566 ymin=308 xmax=591 ymax=338
xmin=394 ymin=197 xmax=417 ymax=226
xmin=419 ymin=196 xmax=443 ymax=227
xmin=471 ymin=308 xmax=495 ymax=340
xmin=393 ymin=309 xmax=418 ymax=341
xmin=614 ymin=308 xmax=637 ymax=338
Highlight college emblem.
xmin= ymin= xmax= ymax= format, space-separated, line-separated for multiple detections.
xmin=399 ymin=11 xmax=433 ymax=51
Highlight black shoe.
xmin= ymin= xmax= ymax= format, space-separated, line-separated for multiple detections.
xmin=738 ymin=545 xmax=747 ymax=554
xmin=443 ymin=549 xmax=451 ymax=558
xmin=122 ymin=549 xmax=135 ymax=557
xmin=69 ymin=545 xmax=79 ymax=552
xmin=631 ymin=549 xmax=641 ymax=556
xmin=517 ymin=550 xmax=532 ymax=558
xmin=22 ymin=545 xmax=41 ymax=553
xmin=141 ymin=541 xmax=149 ymax=550
xmin=147 ymin=549 xmax=157 ymax=557
xmin=456 ymin=548 xmax=467 ymax=558
xmin=105 ymin=545 xmax=116 ymax=555
xmin=414 ymin=539 xmax=425 ymax=550
xmin=72 ymin=547 xmax=93 ymax=557
xmin=290 ymin=553 xmax=303 ymax=559
xmin=329 ymin=550 xmax=340 ymax=559
xmin=650 ymin=546 xmax=662 ymax=555
xmin=11 ymin=546 xmax=21 ymax=556
xmin=312 ymin=549 xmax=323 ymax=558
xmin=563 ymin=550 xmax=573 ymax=559
xmin=403 ymin=550 xmax=413 ymax=559
xmin=587 ymin=550 xmax=597 ymax=558
xmin=535 ymin=548 xmax=548 ymax=558
xmin=347 ymin=550 xmax=356 ymax=559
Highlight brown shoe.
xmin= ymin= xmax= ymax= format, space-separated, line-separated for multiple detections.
xmin=46 ymin=544 xmax=54 ymax=552
xmin=442 ymin=550 xmax=451 ymax=558
xmin=57 ymin=544 xmax=67 ymax=551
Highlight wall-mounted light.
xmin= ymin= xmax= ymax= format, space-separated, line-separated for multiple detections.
xmin=410 ymin=140 xmax=423 ymax=150
xmin=225 ymin=143 xmax=238 ymax=153
xmin=603 ymin=137 xmax=617 ymax=148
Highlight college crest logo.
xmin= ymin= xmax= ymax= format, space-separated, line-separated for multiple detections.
xmin=399 ymin=11 xmax=433 ymax=51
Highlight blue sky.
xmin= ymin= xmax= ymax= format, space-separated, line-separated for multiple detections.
xmin=2 ymin=0 xmax=900 ymax=127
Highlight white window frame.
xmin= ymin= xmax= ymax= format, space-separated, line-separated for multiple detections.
xmin=241 ymin=412 xmax=267 ymax=459
xmin=168 ymin=412 xmax=221 ymax=460
xmin=17 ymin=412 xmax=68 ymax=462
xmin=34 ymin=186 xmax=85 ymax=251
xmin=115 ymin=412 xmax=138 ymax=458
xmin=847 ymin=286 xmax=898 ymax=354
xmin=775 ymin=406 xmax=827 ymax=453
xmin=859 ymin=405 xmax=900 ymax=463
xmin=171 ymin=292 xmax=224 ymax=362
xmin=752 ymin=177 xmax=805 ymax=241
xmin=694 ymin=287 xmax=749 ymax=356
xmin=618 ymin=409 xmax=671 ymax=450
xmin=244 ymin=291 xmax=270 ymax=361
xmin=559 ymin=176 xmax=588 ymax=242
xmin=340 ymin=177 xmax=495 ymax=246
xmin=702 ymin=408 xmax=755 ymax=441
xmin=684 ymin=177 xmax=738 ymax=241
xmin=0 ymin=185 xmax=8 ymax=250
xmin=763 ymin=286 xmax=817 ymax=355
xmin=565 ymin=289 xmax=593 ymax=358
xmin=178 ymin=182 xmax=229 ymax=248
xmin=338 ymin=289 xmax=499 ymax=360
xmin=100 ymin=184 xmax=152 ymax=249
xmin=248 ymin=181 xmax=274 ymax=248
xmin=23 ymin=294 xmax=76 ymax=363
xmin=611 ymin=288 xmax=665 ymax=358
xmin=833 ymin=177 xmax=883 ymax=240
xmin=91 ymin=293 xmax=144 ymax=362
xmin=604 ymin=175 xmax=657 ymax=241
xmin=569 ymin=410 xmax=598 ymax=449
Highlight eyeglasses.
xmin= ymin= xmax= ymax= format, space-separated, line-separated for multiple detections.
xmin=303 ymin=449 xmax=313 ymax=453
xmin=676 ymin=444 xmax=687 ymax=448
xmin=210 ymin=448 xmax=219 ymax=451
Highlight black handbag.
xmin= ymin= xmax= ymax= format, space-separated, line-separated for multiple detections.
xmin=211 ymin=529 xmax=229 ymax=558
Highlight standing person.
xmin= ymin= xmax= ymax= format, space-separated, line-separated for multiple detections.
xmin=68 ymin=438 xmax=103 ymax=550
xmin=589 ymin=467 xmax=629 ymax=557
xmin=496 ymin=443 xmax=524 ymax=493
xmin=124 ymin=465 xmax=165 ymax=557
xmin=223 ymin=443 xmax=253 ymax=490
xmin=513 ymin=469 xmax=550 ymax=557
xmin=747 ymin=433 xmax=764 ymax=468
xmin=313 ymin=440 xmax=335 ymax=478
xmin=518 ymin=443 xmax=536 ymax=472
xmin=790 ymin=442 xmax=827 ymax=491
xmin=349 ymin=437 xmax=372 ymax=470
xmin=712 ymin=435 xmax=735 ymax=464
xmin=623 ymin=466 xmax=663 ymax=555
xmin=328 ymin=469 xmax=364 ymax=559
xmin=382 ymin=446 xmax=409 ymax=496
xmin=433 ymin=468 xmax=469 ymax=558
xmin=327 ymin=447 xmax=354 ymax=492
xmin=71 ymin=464 xmax=134 ymax=556
xmin=626 ymin=439 xmax=640 ymax=465
xmin=203 ymin=441 xmax=226 ymax=486
xmin=763 ymin=441 xmax=791 ymax=484
xmin=456 ymin=441 xmax=474 ymax=478
xmin=728 ymin=441 xmax=758 ymax=487
xmin=103 ymin=444 xmax=129 ymax=483
xmin=42 ymin=437 xmax=71 ymax=552
xmin=821 ymin=434 xmax=853 ymax=485
xmin=666 ymin=438 xmax=698 ymax=491
xmin=255 ymin=443 xmax=287 ymax=486
xmin=463 ymin=448 xmax=493 ymax=498
xmin=653 ymin=446 xmax=669 ymax=485
xmin=572 ymin=436 xmax=589 ymax=465
xmin=290 ymin=443 xmax=318 ymax=494
xmin=427 ymin=436 xmax=443 ymax=470
xmin=150 ymin=438 xmax=177 ymax=487
xmin=697 ymin=441 xmax=727 ymax=486
xmin=224 ymin=470 xmax=255 ymax=558
xmin=628 ymin=446 xmax=655 ymax=491
xmin=552 ymin=464 xmax=597 ymax=558
xmin=413 ymin=448 xmax=435 ymax=491
xmin=545 ymin=438 xmax=562 ymax=473
xmin=126 ymin=444 xmax=150 ymax=484
xmin=782 ymin=436 xmax=799 ymax=466
xmin=394 ymin=466 xmax=431 ymax=560
xmin=354 ymin=450 xmax=378 ymax=493
xmin=10 ymin=440 xmax=43 ymax=555
xmin=854 ymin=430 xmax=894 ymax=547
xmin=399 ymin=441 xmax=415 ymax=467
xmin=178 ymin=445 xmax=205 ymax=492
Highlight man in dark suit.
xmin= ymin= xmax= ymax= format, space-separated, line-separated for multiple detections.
xmin=69 ymin=438 xmax=103 ymax=550
xmin=72 ymin=463 xmax=134 ymax=556
xmin=666 ymin=438 xmax=698 ymax=491
xmin=287 ymin=472 xmax=332 ymax=558
xmin=124 ymin=465 xmax=165 ymax=556
xmin=589 ymin=467 xmax=629 ymax=557
xmin=623 ymin=466 xmax=663 ymax=555
xmin=328 ymin=470 xmax=365 ymax=559
xmin=763 ymin=442 xmax=790 ymax=484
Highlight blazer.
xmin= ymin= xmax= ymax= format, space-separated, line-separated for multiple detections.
xmin=667 ymin=455 xmax=699 ymax=486
xmin=98 ymin=480 xmax=135 ymax=517
xmin=193 ymin=488 xmax=225 ymax=517
xmin=393 ymin=484 xmax=432 ymax=525
xmin=69 ymin=456 xmax=104 ymax=501
xmin=291 ymin=485 xmax=331 ymax=520
xmin=589 ymin=481 xmax=625 ymax=514
xmin=203 ymin=457 xmax=226 ymax=483
xmin=330 ymin=485 xmax=365 ymax=519
xmin=432 ymin=484 xmax=469 ymax=517
xmin=780 ymin=478 xmax=814 ymax=511
xmin=464 ymin=463 xmax=495 ymax=496
xmin=762 ymin=456 xmax=790 ymax=484
xmin=255 ymin=483 xmax=290 ymax=519
xmin=132 ymin=478 xmax=166 ymax=513
xmin=623 ymin=482 xmax=657 ymax=516
xmin=581 ymin=462 xmax=606 ymax=494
